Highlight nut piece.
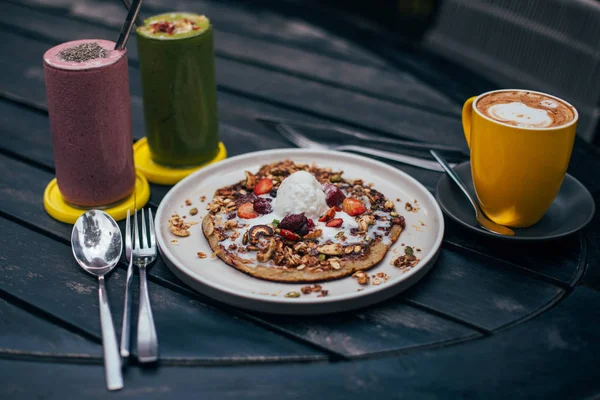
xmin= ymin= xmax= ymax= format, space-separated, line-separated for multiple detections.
xmin=317 ymin=243 xmax=343 ymax=255
xmin=169 ymin=214 xmax=190 ymax=237
xmin=244 ymin=171 xmax=257 ymax=189
xmin=352 ymin=271 xmax=370 ymax=285
xmin=225 ymin=220 xmax=238 ymax=230
xmin=300 ymin=285 xmax=312 ymax=294
xmin=204 ymin=217 xmax=214 ymax=236
xmin=257 ymin=238 xmax=277 ymax=263
xmin=197 ymin=252 xmax=207 ymax=259
xmin=190 ymin=207 xmax=198 ymax=216
xmin=303 ymin=229 xmax=323 ymax=240
xmin=185 ymin=199 xmax=192 ymax=206
xmin=284 ymin=291 xmax=300 ymax=298
xmin=384 ymin=200 xmax=394 ymax=210
xmin=329 ymin=259 xmax=341 ymax=270
xmin=248 ymin=225 xmax=274 ymax=244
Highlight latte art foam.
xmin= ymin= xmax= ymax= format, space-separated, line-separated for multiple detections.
xmin=476 ymin=91 xmax=575 ymax=128
xmin=487 ymin=102 xmax=553 ymax=128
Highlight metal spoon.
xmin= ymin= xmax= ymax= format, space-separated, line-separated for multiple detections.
xmin=71 ymin=210 xmax=124 ymax=391
xmin=430 ymin=150 xmax=515 ymax=236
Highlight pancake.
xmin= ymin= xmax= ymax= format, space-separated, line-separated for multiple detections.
xmin=201 ymin=160 xmax=405 ymax=283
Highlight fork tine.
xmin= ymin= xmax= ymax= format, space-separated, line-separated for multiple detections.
xmin=134 ymin=208 xmax=140 ymax=250
xmin=148 ymin=209 xmax=156 ymax=249
xmin=125 ymin=209 xmax=131 ymax=257
xmin=141 ymin=208 xmax=148 ymax=249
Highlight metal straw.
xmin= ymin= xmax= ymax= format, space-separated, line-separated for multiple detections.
xmin=115 ymin=0 xmax=144 ymax=50
xmin=120 ymin=0 xmax=144 ymax=28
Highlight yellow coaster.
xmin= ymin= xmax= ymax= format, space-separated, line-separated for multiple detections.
xmin=44 ymin=170 xmax=151 ymax=224
xmin=133 ymin=138 xmax=227 ymax=185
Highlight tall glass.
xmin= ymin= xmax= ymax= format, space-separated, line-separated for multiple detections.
xmin=136 ymin=13 xmax=220 ymax=167
xmin=43 ymin=39 xmax=135 ymax=207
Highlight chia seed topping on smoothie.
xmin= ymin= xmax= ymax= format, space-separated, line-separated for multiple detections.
xmin=58 ymin=42 xmax=109 ymax=63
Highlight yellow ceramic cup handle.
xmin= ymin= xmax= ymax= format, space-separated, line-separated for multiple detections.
xmin=462 ymin=96 xmax=477 ymax=149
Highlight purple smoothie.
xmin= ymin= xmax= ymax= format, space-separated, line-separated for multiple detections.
xmin=43 ymin=39 xmax=135 ymax=207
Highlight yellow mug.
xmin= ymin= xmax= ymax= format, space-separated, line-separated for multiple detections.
xmin=462 ymin=89 xmax=578 ymax=228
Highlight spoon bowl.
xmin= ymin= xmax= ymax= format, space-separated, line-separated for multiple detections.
xmin=71 ymin=210 xmax=124 ymax=391
xmin=72 ymin=210 xmax=122 ymax=276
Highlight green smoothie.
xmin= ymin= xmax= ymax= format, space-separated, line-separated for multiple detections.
xmin=137 ymin=13 xmax=219 ymax=167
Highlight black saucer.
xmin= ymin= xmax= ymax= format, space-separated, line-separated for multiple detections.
xmin=436 ymin=162 xmax=595 ymax=241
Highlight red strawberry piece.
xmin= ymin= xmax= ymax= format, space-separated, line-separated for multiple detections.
xmin=323 ymin=183 xmax=346 ymax=207
xmin=342 ymin=198 xmax=366 ymax=216
xmin=238 ymin=202 xmax=258 ymax=219
xmin=253 ymin=178 xmax=273 ymax=195
xmin=318 ymin=207 xmax=337 ymax=222
xmin=278 ymin=229 xmax=300 ymax=241
xmin=333 ymin=206 xmax=342 ymax=212
xmin=325 ymin=218 xmax=343 ymax=228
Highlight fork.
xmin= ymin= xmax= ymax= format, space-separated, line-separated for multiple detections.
xmin=132 ymin=208 xmax=159 ymax=363
xmin=120 ymin=209 xmax=135 ymax=359
xmin=273 ymin=123 xmax=455 ymax=172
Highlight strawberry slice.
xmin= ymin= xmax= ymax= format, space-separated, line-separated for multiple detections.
xmin=342 ymin=198 xmax=366 ymax=216
xmin=318 ymin=207 xmax=337 ymax=222
xmin=278 ymin=229 xmax=300 ymax=241
xmin=237 ymin=202 xmax=258 ymax=219
xmin=253 ymin=178 xmax=273 ymax=195
xmin=325 ymin=218 xmax=343 ymax=228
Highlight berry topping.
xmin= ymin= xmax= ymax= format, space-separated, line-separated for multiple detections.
xmin=238 ymin=202 xmax=258 ymax=219
xmin=323 ymin=183 xmax=346 ymax=207
xmin=307 ymin=218 xmax=315 ymax=231
xmin=269 ymin=188 xmax=278 ymax=198
xmin=278 ymin=229 xmax=300 ymax=241
xmin=253 ymin=197 xmax=272 ymax=215
xmin=325 ymin=218 xmax=344 ymax=228
xmin=253 ymin=178 xmax=274 ymax=195
xmin=318 ymin=207 xmax=337 ymax=222
xmin=342 ymin=198 xmax=366 ymax=216
xmin=279 ymin=213 xmax=310 ymax=236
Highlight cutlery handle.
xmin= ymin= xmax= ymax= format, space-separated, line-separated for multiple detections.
xmin=119 ymin=258 xmax=134 ymax=358
xmin=337 ymin=145 xmax=449 ymax=172
xmin=137 ymin=265 xmax=158 ymax=363
xmin=98 ymin=276 xmax=124 ymax=391
xmin=430 ymin=150 xmax=479 ymax=213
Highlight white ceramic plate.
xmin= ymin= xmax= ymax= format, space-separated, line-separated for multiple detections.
xmin=156 ymin=149 xmax=444 ymax=315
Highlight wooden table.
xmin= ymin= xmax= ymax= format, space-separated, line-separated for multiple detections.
xmin=1 ymin=0 xmax=599 ymax=398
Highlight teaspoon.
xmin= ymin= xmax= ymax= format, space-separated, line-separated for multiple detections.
xmin=431 ymin=150 xmax=515 ymax=236
xmin=71 ymin=210 xmax=124 ymax=391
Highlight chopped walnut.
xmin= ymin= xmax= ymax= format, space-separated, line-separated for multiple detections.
xmin=169 ymin=214 xmax=190 ymax=237
xmin=185 ymin=199 xmax=192 ymax=206
xmin=301 ymin=286 xmax=312 ymax=295
xmin=352 ymin=271 xmax=370 ymax=285
xmin=392 ymin=254 xmax=420 ymax=270
xmin=317 ymin=290 xmax=329 ymax=297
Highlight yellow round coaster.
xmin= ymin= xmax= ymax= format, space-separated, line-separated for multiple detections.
xmin=133 ymin=138 xmax=227 ymax=185
xmin=43 ymin=170 xmax=151 ymax=224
